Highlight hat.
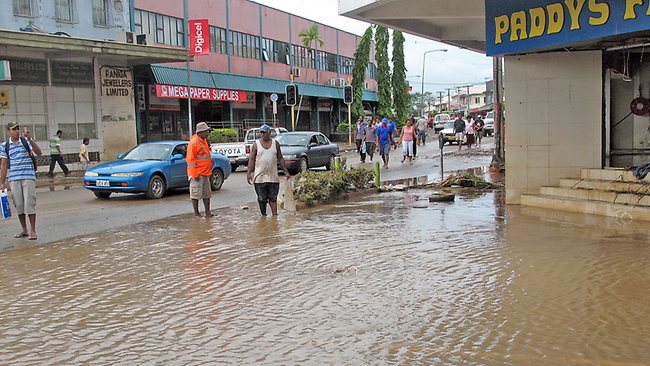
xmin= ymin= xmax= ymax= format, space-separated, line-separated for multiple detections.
xmin=381 ymin=118 xmax=388 ymax=124
xmin=195 ymin=122 xmax=210 ymax=133
xmin=7 ymin=121 xmax=20 ymax=129
xmin=259 ymin=124 xmax=271 ymax=132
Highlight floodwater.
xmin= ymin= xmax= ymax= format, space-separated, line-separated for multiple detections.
xmin=1 ymin=188 xmax=649 ymax=365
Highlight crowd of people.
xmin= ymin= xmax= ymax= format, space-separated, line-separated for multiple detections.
xmin=452 ymin=114 xmax=486 ymax=151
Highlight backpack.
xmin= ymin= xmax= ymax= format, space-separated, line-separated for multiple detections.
xmin=4 ymin=137 xmax=37 ymax=171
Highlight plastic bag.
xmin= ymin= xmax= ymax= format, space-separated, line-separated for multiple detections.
xmin=1 ymin=189 xmax=11 ymax=220
xmin=283 ymin=180 xmax=296 ymax=212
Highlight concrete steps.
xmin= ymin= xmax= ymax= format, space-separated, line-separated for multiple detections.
xmin=521 ymin=168 xmax=650 ymax=222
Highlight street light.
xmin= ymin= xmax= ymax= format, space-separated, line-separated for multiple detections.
xmin=421 ymin=49 xmax=448 ymax=115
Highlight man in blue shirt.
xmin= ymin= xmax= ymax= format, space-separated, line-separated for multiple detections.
xmin=375 ymin=118 xmax=393 ymax=169
xmin=388 ymin=119 xmax=398 ymax=149
xmin=0 ymin=121 xmax=43 ymax=240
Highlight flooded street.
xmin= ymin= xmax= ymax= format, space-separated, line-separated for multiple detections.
xmin=1 ymin=188 xmax=649 ymax=365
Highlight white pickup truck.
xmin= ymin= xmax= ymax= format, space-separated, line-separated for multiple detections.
xmin=211 ymin=127 xmax=288 ymax=171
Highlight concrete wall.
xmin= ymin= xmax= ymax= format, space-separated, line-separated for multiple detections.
xmin=98 ymin=64 xmax=136 ymax=160
xmin=504 ymin=51 xmax=603 ymax=204
xmin=1 ymin=0 xmax=129 ymax=40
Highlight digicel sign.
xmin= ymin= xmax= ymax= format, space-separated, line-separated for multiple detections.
xmin=155 ymin=84 xmax=246 ymax=102
xmin=189 ymin=19 xmax=209 ymax=56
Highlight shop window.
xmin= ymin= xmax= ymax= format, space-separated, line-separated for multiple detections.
xmin=55 ymin=0 xmax=74 ymax=22
xmin=92 ymin=0 xmax=109 ymax=27
xmin=13 ymin=0 xmax=35 ymax=17
xmin=53 ymin=87 xmax=96 ymax=140
xmin=0 ymin=86 xmax=48 ymax=141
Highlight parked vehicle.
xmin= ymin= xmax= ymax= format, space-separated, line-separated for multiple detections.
xmin=483 ymin=111 xmax=495 ymax=136
xmin=275 ymin=132 xmax=340 ymax=175
xmin=433 ymin=113 xmax=452 ymax=132
xmin=440 ymin=121 xmax=462 ymax=145
xmin=84 ymin=141 xmax=231 ymax=199
xmin=212 ymin=127 xmax=287 ymax=172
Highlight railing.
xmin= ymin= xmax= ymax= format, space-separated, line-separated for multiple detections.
xmin=204 ymin=120 xmax=278 ymax=140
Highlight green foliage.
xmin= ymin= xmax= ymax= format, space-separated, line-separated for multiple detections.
xmin=351 ymin=26 xmax=373 ymax=120
xmin=298 ymin=25 xmax=324 ymax=48
xmin=208 ymin=128 xmax=238 ymax=143
xmin=336 ymin=123 xmax=352 ymax=133
xmin=293 ymin=168 xmax=375 ymax=206
xmin=391 ymin=30 xmax=410 ymax=122
xmin=375 ymin=26 xmax=392 ymax=118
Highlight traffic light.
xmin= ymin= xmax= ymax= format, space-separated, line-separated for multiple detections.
xmin=285 ymin=84 xmax=297 ymax=106
xmin=343 ymin=85 xmax=353 ymax=105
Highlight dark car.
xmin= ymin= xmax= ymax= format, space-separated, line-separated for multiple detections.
xmin=275 ymin=132 xmax=340 ymax=174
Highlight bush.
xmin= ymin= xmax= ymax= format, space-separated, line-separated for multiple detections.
xmin=292 ymin=168 xmax=375 ymax=206
xmin=336 ymin=123 xmax=352 ymax=133
xmin=208 ymin=128 xmax=238 ymax=143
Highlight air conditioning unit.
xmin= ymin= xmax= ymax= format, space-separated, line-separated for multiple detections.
xmin=116 ymin=31 xmax=135 ymax=44
xmin=291 ymin=67 xmax=300 ymax=78
xmin=136 ymin=33 xmax=151 ymax=45
xmin=328 ymin=78 xmax=337 ymax=87
xmin=336 ymin=78 xmax=346 ymax=87
xmin=364 ymin=81 xmax=370 ymax=90
xmin=345 ymin=60 xmax=353 ymax=66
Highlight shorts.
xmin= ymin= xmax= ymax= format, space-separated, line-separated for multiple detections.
xmin=254 ymin=182 xmax=280 ymax=202
xmin=402 ymin=140 xmax=414 ymax=156
xmin=379 ymin=143 xmax=391 ymax=156
xmin=9 ymin=179 xmax=36 ymax=215
xmin=189 ymin=175 xmax=212 ymax=200
xmin=455 ymin=132 xmax=464 ymax=142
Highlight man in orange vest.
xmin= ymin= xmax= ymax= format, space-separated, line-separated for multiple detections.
xmin=187 ymin=122 xmax=213 ymax=217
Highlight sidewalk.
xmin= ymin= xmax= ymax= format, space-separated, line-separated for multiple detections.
xmin=34 ymin=171 xmax=84 ymax=191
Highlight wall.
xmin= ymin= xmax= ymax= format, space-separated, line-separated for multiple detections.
xmin=98 ymin=62 xmax=136 ymax=160
xmin=504 ymin=51 xmax=603 ymax=204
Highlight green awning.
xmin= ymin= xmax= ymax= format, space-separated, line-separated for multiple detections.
xmin=150 ymin=65 xmax=378 ymax=102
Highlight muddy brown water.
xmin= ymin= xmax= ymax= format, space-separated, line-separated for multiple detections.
xmin=1 ymin=189 xmax=649 ymax=365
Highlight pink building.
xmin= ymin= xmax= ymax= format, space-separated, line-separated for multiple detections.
xmin=133 ymin=0 xmax=378 ymax=141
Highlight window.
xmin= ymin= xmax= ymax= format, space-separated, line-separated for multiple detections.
xmin=55 ymin=0 xmax=74 ymax=22
xmin=134 ymin=9 xmax=184 ymax=47
xmin=92 ymin=0 xmax=109 ymax=26
xmin=53 ymin=87 xmax=96 ymax=139
xmin=0 ymin=86 xmax=48 ymax=141
xmin=13 ymin=0 xmax=34 ymax=16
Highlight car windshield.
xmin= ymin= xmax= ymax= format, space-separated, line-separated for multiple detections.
xmin=444 ymin=122 xmax=455 ymax=129
xmin=122 ymin=144 xmax=172 ymax=161
xmin=276 ymin=134 xmax=309 ymax=146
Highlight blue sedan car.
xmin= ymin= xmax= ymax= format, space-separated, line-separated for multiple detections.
xmin=83 ymin=141 xmax=231 ymax=199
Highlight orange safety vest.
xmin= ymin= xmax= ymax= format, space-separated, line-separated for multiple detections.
xmin=187 ymin=134 xmax=213 ymax=178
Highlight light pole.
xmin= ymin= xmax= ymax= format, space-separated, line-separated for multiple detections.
xmin=421 ymin=49 xmax=447 ymax=115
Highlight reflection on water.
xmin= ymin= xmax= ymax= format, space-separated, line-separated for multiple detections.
xmin=1 ymin=189 xmax=648 ymax=365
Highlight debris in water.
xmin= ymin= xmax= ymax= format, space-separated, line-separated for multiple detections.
xmin=429 ymin=193 xmax=455 ymax=202
xmin=435 ymin=172 xmax=501 ymax=189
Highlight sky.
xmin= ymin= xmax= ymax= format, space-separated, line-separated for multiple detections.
xmin=253 ymin=0 xmax=493 ymax=97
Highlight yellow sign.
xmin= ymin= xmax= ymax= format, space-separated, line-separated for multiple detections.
xmin=0 ymin=89 xmax=9 ymax=110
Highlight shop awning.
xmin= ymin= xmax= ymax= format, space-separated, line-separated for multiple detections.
xmin=150 ymin=65 xmax=378 ymax=102
xmin=0 ymin=30 xmax=188 ymax=65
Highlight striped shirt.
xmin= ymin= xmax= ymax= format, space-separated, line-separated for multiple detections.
xmin=0 ymin=139 xmax=36 ymax=182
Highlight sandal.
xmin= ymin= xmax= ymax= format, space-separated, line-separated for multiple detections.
xmin=28 ymin=234 xmax=37 ymax=240
xmin=14 ymin=233 xmax=28 ymax=238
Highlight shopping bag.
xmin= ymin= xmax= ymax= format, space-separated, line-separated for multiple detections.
xmin=283 ymin=181 xmax=296 ymax=212
xmin=1 ymin=189 xmax=11 ymax=220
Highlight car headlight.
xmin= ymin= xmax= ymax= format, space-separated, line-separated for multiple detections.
xmin=111 ymin=172 xmax=145 ymax=177
xmin=84 ymin=172 xmax=98 ymax=177
xmin=283 ymin=154 xmax=299 ymax=160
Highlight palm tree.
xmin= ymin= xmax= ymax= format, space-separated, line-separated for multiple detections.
xmin=296 ymin=25 xmax=324 ymax=129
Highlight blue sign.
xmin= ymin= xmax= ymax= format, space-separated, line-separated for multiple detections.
xmin=486 ymin=0 xmax=650 ymax=56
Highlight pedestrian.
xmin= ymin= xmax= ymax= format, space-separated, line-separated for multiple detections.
xmin=79 ymin=137 xmax=90 ymax=171
xmin=363 ymin=119 xmax=377 ymax=162
xmin=465 ymin=117 xmax=476 ymax=149
xmin=453 ymin=115 xmax=466 ymax=151
xmin=247 ymin=124 xmax=291 ymax=216
xmin=376 ymin=118 xmax=393 ymax=169
xmin=411 ymin=117 xmax=418 ymax=158
xmin=388 ymin=118 xmax=398 ymax=150
xmin=353 ymin=116 xmax=365 ymax=159
xmin=400 ymin=118 xmax=416 ymax=164
xmin=0 ymin=121 xmax=43 ymax=240
xmin=187 ymin=122 xmax=214 ymax=217
xmin=475 ymin=116 xmax=485 ymax=146
xmin=48 ymin=129 xmax=70 ymax=178
xmin=416 ymin=116 xmax=428 ymax=145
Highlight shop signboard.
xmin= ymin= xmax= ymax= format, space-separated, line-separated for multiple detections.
xmin=154 ymin=84 xmax=246 ymax=102
xmin=6 ymin=58 xmax=47 ymax=84
xmin=52 ymin=62 xmax=94 ymax=86
xmin=189 ymin=19 xmax=210 ymax=56
xmin=486 ymin=0 xmax=650 ymax=56
xmin=0 ymin=61 xmax=10 ymax=81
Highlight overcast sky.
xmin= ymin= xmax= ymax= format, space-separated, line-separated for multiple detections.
xmin=253 ymin=0 xmax=493 ymax=97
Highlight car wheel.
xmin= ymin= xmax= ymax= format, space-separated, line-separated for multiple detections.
xmin=230 ymin=164 xmax=237 ymax=172
xmin=299 ymin=157 xmax=308 ymax=173
xmin=93 ymin=191 xmax=111 ymax=199
xmin=325 ymin=155 xmax=335 ymax=170
xmin=210 ymin=169 xmax=224 ymax=191
xmin=145 ymin=175 xmax=166 ymax=199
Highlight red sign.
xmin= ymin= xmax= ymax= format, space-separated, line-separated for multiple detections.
xmin=189 ymin=19 xmax=209 ymax=56
xmin=155 ymin=84 xmax=246 ymax=102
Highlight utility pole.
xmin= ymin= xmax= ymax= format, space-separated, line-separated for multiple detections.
xmin=446 ymin=88 xmax=453 ymax=112
xmin=492 ymin=57 xmax=505 ymax=169
xmin=437 ymin=91 xmax=444 ymax=111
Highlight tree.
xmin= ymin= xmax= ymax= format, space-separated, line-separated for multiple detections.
xmin=296 ymin=25 xmax=325 ymax=128
xmin=351 ymin=26 xmax=373 ymax=121
xmin=391 ymin=30 xmax=410 ymax=122
xmin=410 ymin=92 xmax=435 ymax=116
xmin=374 ymin=26 xmax=392 ymax=118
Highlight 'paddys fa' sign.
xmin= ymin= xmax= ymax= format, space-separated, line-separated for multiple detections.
xmin=486 ymin=0 xmax=650 ymax=56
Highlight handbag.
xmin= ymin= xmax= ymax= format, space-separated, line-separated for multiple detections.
xmin=1 ymin=189 xmax=11 ymax=220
